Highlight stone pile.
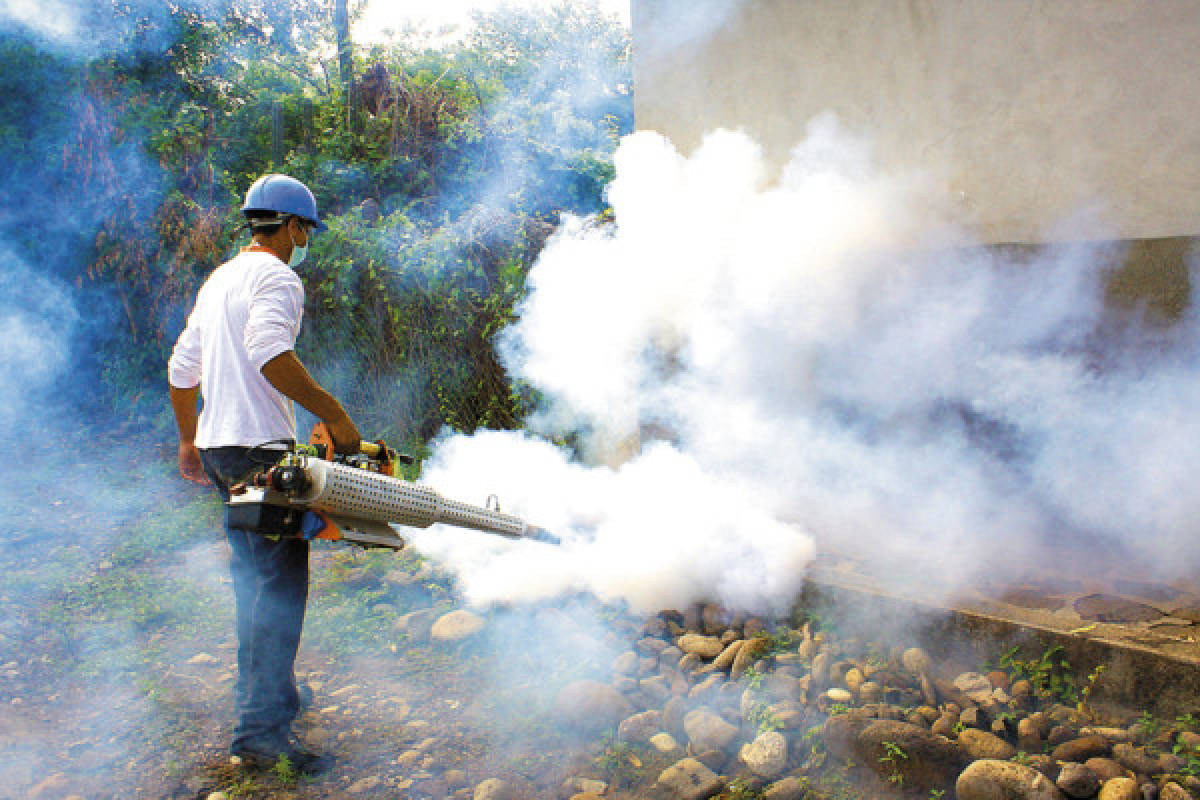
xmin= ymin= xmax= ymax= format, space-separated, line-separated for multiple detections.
xmin=552 ymin=604 xmax=1200 ymax=800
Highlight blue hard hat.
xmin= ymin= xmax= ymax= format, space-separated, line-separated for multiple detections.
xmin=242 ymin=173 xmax=327 ymax=232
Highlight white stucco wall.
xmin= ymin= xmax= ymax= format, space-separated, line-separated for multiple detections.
xmin=631 ymin=0 xmax=1200 ymax=245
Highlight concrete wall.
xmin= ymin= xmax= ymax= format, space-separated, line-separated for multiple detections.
xmin=631 ymin=0 xmax=1200 ymax=247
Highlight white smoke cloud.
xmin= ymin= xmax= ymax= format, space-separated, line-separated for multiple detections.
xmin=415 ymin=116 xmax=1200 ymax=612
xmin=0 ymin=254 xmax=77 ymax=435
xmin=0 ymin=0 xmax=78 ymax=40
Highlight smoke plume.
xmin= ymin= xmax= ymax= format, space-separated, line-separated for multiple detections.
xmin=416 ymin=115 xmax=1200 ymax=610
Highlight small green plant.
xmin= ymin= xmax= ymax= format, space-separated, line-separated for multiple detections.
xmin=879 ymin=740 xmax=908 ymax=785
xmin=726 ymin=777 xmax=764 ymax=800
xmin=270 ymin=754 xmax=297 ymax=785
xmin=864 ymin=643 xmax=888 ymax=670
xmin=227 ymin=776 xmax=264 ymax=798
xmin=1136 ymin=710 xmax=1162 ymax=738
xmin=742 ymin=665 xmax=764 ymax=690
xmin=1012 ymin=750 xmax=1032 ymax=766
xmin=827 ymin=702 xmax=850 ymax=716
xmin=594 ymin=734 xmax=645 ymax=783
xmin=746 ymin=700 xmax=784 ymax=733
xmin=997 ymin=644 xmax=1079 ymax=705
xmin=1172 ymin=742 xmax=1200 ymax=778
xmin=1177 ymin=713 xmax=1200 ymax=732
xmin=1078 ymin=664 xmax=1107 ymax=715
xmin=752 ymin=629 xmax=797 ymax=657
xmin=801 ymin=724 xmax=824 ymax=749
xmin=952 ymin=720 xmax=966 ymax=735
xmin=929 ymin=790 xmax=946 ymax=800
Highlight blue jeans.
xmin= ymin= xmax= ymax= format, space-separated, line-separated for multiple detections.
xmin=200 ymin=447 xmax=309 ymax=750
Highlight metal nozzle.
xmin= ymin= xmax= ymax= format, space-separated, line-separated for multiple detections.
xmin=524 ymin=525 xmax=561 ymax=546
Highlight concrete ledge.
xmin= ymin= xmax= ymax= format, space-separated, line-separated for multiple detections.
xmin=801 ymin=565 xmax=1200 ymax=717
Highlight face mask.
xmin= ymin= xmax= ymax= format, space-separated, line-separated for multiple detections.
xmin=288 ymin=225 xmax=309 ymax=267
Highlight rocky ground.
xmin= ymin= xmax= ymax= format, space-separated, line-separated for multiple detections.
xmin=8 ymin=559 xmax=1200 ymax=800
xmin=4 ymin=443 xmax=1200 ymax=800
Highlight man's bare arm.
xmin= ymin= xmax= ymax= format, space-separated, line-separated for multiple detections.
xmin=169 ymin=384 xmax=210 ymax=484
xmin=260 ymin=350 xmax=362 ymax=453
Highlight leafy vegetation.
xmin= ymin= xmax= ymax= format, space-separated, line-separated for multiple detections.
xmin=878 ymin=740 xmax=907 ymax=786
xmin=1 ymin=1 xmax=632 ymax=455
xmin=745 ymin=699 xmax=784 ymax=733
xmin=996 ymin=643 xmax=1079 ymax=706
xmin=725 ymin=777 xmax=764 ymax=800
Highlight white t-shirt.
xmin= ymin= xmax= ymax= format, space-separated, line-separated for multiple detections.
xmin=167 ymin=249 xmax=304 ymax=449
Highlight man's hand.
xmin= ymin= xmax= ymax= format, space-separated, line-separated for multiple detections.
xmin=260 ymin=352 xmax=361 ymax=453
xmin=326 ymin=413 xmax=363 ymax=455
xmin=178 ymin=442 xmax=210 ymax=485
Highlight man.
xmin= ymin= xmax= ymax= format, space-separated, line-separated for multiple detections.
xmin=167 ymin=173 xmax=360 ymax=772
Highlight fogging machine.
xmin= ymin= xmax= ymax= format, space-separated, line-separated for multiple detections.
xmin=226 ymin=423 xmax=559 ymax=549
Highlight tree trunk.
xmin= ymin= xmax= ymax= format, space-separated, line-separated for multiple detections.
xmin=271 ymin=0 xmax=294 ymax=52
xmin=334 ymin=0 xmax=354 ymax=125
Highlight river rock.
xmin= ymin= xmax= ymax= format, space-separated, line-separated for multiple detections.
xmin=856 ymin=719 xmax=965 ymax=790
xmin=1052 ymin=736 xmax=1111 ymax=763
xmin=641 ymin=675 xmax=673 ymax=704
xmin=902 ymin=647 xmax=933 ymax=675
xmin=1098 ymin=777 xmax=1141 ymax=800
xmin=701 ymin=604 xmax=724 ymax=635
xmin=650 ymin=732 xmax=682 ymax=755
xmin=638 ymin=636 xmax=668 ymax=654
xmin=1048 ymin=725 xmax=1077 ymax=747
xmin=618 ymin=710 xmax=662 ymax=743
xmin=823 ymin=712 xmax=873 ymax=760
xmin=612 ymin=651 xmax=638 ymax=675
xmin=763 ymin=776 xmax=807 ymax=800
xmin=1056 ymin=762 xmax=1101 ymax=798
xmin=932 ymin=712 xmax=957 ymax=737
xmin=811 ymin=651 xmax=831 ymax=688
xmin=731 ymin=637 xmax=765 ymax=678
xmin=1160 ymin=783 xmax=1191 ymax=800
xmin=1086 ymin=758 xmax=1128 ymax=781
xmin=348 ymin=776 xmax=382 ymax=794
xmin=795 ymin=631 xmax=816 ymax=663
xmin=655 ymin=758 xmax=723 ymax=800
xmin=683 ymin=708 xmax=740 ymax=753
xmin=431 ymin=610 xmax=485 ymax=642
xmin=664 ymin=696 xmax=688 ymax=738
xmin=555 ymin=680 xmax=634 ymax=733
xmin=956 ymin=759 xmax=1066 ymax=800
xmin=1113 ymin=743 xmax=1161 ymax=776
xmin=688 ymin=674 xmax=723 ymax=700
xmin=738 ymin=731 xmax=787 ymax=778
xmin=678 ymin=634 xmax=724 ymax=659
xmin=955 ymin=672 xmax=997 ymax=705
xmin=1018 ymin=716 xmax=1044 ymax=751
xmin=859 ymin=681 xmax=883 ymax=704
xmin=393 ymin=608 xmax=436 ymax=642
xmin=1027 ymin=712 xmax=1053 ymax=739
xmin=712 ymin=640 xmax=743 ymax=670
xmin=962 ymin=707 xmax=991 ymax=730
xmin=1083 ymin=726 xmax=1137 ymax=744
xmin=959 ymin=728 xmax=1018 ymax=761
xmin=474 ymin=778 xmax=511 ymax=800
xmin=1160 ymin=752 xmax=1186 ymax=774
